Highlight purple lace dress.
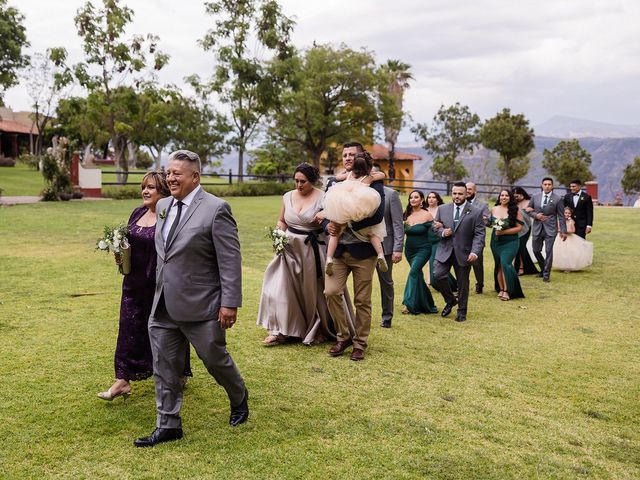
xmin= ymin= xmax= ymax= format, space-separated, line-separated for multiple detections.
xmin=114 ymin=206 xmax=192 ymax=380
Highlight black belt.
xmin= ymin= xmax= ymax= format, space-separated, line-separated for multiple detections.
xmin=287 ymin=226 xmax=325 ymax=278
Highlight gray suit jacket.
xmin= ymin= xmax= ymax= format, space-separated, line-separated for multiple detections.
xmin=468 ymin=198 xmax=490 ymax=226
xmin=527 ymin=191 xmax=567 ymax=237
xmin=432 ymin=202 xmax=486 ymax=266
xmin=151 ymin=188 xmax=242 ymax=322
xmin=381 ymin=187 xmax=404 ymax=255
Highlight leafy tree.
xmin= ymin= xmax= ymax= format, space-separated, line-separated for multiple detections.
xmin=53 ymin=93 xmax=111 ymax=157
xmin=376 ymin=59 xmax=413 ymax=181
xmin=267 ymin=43 xmax=378 ymax=169
xmin=192 ymin=0 xmax=294 ymax=181
xmin=66 ymin=0 xmax=169 ymax=182
xmin=542 ymin=138 xmax=593 ymax=186
xmin=620 ymin=157 xmax=640 ymax=195
xmin=0 ymin=0 xmax=29 ymax=105
xmin=247 ymin=141 xmax=304 ymax=176
xmin=412 ymin=102 xmax=480 ymax=182
xmin=479 ymin=108 xmax=535 ymax=184
xmin=25 ymin=49 xmax=73 ymax=156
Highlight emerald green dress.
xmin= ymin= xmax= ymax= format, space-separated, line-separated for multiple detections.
xmin=427 ymin=228 xmax=457 ymax=293
xmin=490 ymin=216 xmax=525 ymax=299
xmin=402 ymin=221 xmax=438 ymax=314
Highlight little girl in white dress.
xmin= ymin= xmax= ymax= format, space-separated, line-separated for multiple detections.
xmin=323 ymin=153 xmax=387 ymax=275
xmin=552 ymin=206 xmax=593 ymax=271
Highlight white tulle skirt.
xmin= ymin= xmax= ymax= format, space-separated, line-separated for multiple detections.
xmin=323 ymin=180 xmax=386 ymax=241
xmin=526 ymin=234 xmax=593 ymax=271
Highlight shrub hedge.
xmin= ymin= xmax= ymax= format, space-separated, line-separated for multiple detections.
xmin=101 ymin=181 xmax=291 ymax=199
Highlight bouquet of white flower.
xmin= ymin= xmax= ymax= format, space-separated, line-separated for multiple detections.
xmin=96 ymin=223 xmax=131 ymax=274
xmin=266 ymin=226 xmax=289 ymax=255
xmin=492 ymin=217 xmax=511 ymax=231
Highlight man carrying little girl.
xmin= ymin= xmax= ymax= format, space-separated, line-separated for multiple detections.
xmin=321 ymin=142 xmax=385 ymax=362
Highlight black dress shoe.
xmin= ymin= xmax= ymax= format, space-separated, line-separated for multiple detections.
xmin=475 ymin=285 xmax=483 ymax=294
xmin=134 ymin=428 xmax=183 ymax=447
xmin=537 ymin=272 xmax=544 ymax=278
xmin=455 ymin=313 xmax=466 ymax=322
xmin=543 ymin=277 xmax=550 ymax=283
xmin=441 ymin=300 xmax=458 ymax=317
xmin=230 ymin=388 xmax=249 ymax=427
xmin=380 ymin=320 xmax=391 ymax=328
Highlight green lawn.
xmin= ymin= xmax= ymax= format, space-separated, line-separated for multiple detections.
xmin=0 ymin=198 xmax=638 ymax=479
xmin=0 ymin=163 xmax=45 ymax=196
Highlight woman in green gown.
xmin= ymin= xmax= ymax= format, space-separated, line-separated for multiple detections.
xmin=425 ymin=191 xmax=457 ymax=293
xmin=490 ymin=189 xmax=525 ymax=300
xmin=401 ymin=190 xmax=438 ymax=314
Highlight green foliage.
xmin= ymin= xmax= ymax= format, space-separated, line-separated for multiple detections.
xmin=248 ymin=143 xmax=301 ymax=175
xmin=101 ymin=185 xmax=141 ymax=199
xmin=195 ymin=0 xmax=295 ymax=178
xmin=412 ymin=102 xmax=480 ymax=182
xmin=266 ymin=43 xmax=379 ymax=168
xmin=542 ymin=138 xmax=593 ymax=186
xmin=17 ymin=153 xmax=40 ymax=170
xmin=621 ymin=156 xmax=640 ymax=195
xmin=0 ymin=0 xmax=29 ymax=104
xmin=480 ymin=108 xmax=535 ymax=184
xmin=204 ymin=181 xmax=291 ymax=197
xmin=377 ymin=60 xmax=413 ymax=178
xmin=63 ymin=0 xmax=169 ymax=180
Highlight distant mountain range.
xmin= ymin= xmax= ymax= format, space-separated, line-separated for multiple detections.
xmin=534 ymin=116 xmax=640 ymax=139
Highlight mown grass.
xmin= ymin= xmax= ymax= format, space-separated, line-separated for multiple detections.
xmin=0 ymin=163 xmax=45 ymax=196
xmin=0 ymin=198 xmax=638 ymax=479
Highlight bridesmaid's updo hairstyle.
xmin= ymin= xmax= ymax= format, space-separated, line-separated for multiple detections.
xmin=294 ymin=162 xmax=320 ymax=184
xmin=141 ymin=171 xmax=170 ymax=197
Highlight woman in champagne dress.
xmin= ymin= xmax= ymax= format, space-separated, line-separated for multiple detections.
xmin=257 ymin=163 xmax=354 ymax=345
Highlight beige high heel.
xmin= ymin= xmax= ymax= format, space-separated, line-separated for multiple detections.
xmin=97 ymin=386 xmax=131 ymax=401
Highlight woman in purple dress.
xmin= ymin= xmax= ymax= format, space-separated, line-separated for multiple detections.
xmin=97 ymin=172 xmax=191 ymax=401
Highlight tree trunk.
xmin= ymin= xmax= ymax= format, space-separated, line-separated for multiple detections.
xmin=83 ymin=143 xmax=94 ymax=166
xmin=127 ymin=142 xmax=137 ymax=169
xmin=237 ymin=145 xmax=244 ymax=183
xmin=113 ymin=135 xmax=129 ymax=184
xmin=388 ymin=141 xmax=396 ymax=182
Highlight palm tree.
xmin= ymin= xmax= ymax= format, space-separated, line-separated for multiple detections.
xmin=378 ymin=60 xmax=413 ymax=181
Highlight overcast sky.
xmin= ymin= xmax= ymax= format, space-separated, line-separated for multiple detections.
xmin=4 ymin=0 xmax=640 ymax=144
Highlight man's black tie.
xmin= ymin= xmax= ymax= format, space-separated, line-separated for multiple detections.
xmin=543 ymin=194 xmax=548 ymax=206
xmin=454 ymin=205 xmax=461 ymax=228
xmin=166 ymin=201 xmax=184 ymax=245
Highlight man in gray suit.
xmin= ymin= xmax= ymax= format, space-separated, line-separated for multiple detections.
xmin=527 ymin=177 xmax=567 ymax=282
xmin=432 ymin=182 xmax=486 ymax=322
xmin=372 ymin=164 xmax=404 ymax=328
xmin=465 ymin=182 xmax=490 ymax=294
xmin=134 ymin=150 xmax=248 ymax=447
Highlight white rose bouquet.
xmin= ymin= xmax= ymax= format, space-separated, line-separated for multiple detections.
xmin=96 ymin=223 xmax=131 ymax=274
xmin=492 ymin=217 xmax=511 ymax=231
xmin=266 ymin=226 xmax=289 ymax=255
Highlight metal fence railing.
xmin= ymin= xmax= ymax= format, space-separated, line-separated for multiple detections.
xmin=101 ymin=169 xmax=546 ymax=198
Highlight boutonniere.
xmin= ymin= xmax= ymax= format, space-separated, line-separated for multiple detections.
xmin=159 ymin=208 xmax=167 ymax=220
xmin=580 ymin=195 xmax=584 ymax=201
xmin=463 ymin=208 xmax=471 ymax=215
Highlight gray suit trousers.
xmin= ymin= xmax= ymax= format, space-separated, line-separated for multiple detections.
xmin=532 ymin=232 xmax=556 ymax=279
xmin=471 ymin=251 xmax=484 ymax=288
xmin=149 ymin=298 xmax=245 ymax=429
xmin=434 ymin=252 xmax=471 ymax=315
xmin=376 ymin=253 xmax=394 ymax=323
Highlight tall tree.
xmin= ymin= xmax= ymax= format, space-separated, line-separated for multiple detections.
xmin=68 ymin=0 xmax=169 ymax=182
xmin=24 ymin=49 xmax=73 ymax=156
xmin=193 ymin=0 xmax=294 ymax=181
xmin=621 ymin=156 xmax=640 ymax=196
xmin=542 ymin=138 xmax=593 ymax=186
xmin=479 ymin=108 xmax=535 ymax=184
xmin=412 ymin=102 xmax=480 ymax=183
xmin=377 ymin=59 xmax=413 ymax=181
xmin=266 ymin=43 xmax=378 ymax=168
xmin=0 ymin=0 xmax=29 ymax=106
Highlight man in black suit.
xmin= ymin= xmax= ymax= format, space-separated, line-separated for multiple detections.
xmin=564 ymin=179 xmax=593 ymax=239
xmin=323 ymin=143 xmax=385 ymax=361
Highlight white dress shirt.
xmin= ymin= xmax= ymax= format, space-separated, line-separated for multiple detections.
xmin=162 ymin=186 xmax=202 ymax=243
